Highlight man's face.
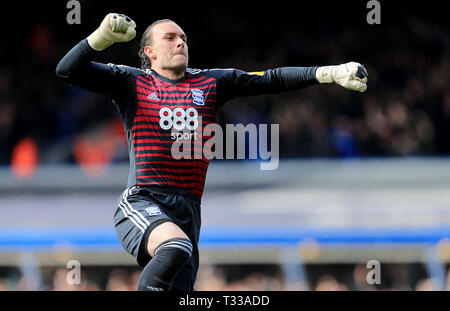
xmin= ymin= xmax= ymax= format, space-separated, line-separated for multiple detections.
xmin=148 ymin=22 xmax=189 ymax=73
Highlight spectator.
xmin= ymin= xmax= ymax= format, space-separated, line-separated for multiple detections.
xmin=105 ymin=268 xmax=132 ymax=291
xmin=314 ymin=275 xmax=348 ymax=291
xmin=194 ymin=264 xmax=227 ymax=291
xmin=415 ymin=278 xmax=437 ymax=291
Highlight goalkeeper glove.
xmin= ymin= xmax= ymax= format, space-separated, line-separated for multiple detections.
xmin=316 ymin=62 xmax=368 ymax=92
xmin=87 ymin=13 xmax=136 ymax=51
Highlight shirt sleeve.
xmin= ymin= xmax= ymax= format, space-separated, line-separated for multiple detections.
xmin=212 ymin=67 xmax=319 ymax=105
xmin=55 ymin=39 xmax=128 ymax=102
xmin=56 ymin=39 xmax=139 ymax=125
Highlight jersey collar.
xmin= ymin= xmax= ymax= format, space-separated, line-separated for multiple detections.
xmin=151 ymin=69 xmax=187 ymax=84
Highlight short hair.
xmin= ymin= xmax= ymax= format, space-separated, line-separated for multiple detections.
xmin=138 ymin=19 xmax=177 ymax=70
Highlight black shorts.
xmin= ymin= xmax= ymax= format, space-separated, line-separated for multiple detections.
xmin=114 ymin=185 xmax=201 ymax=291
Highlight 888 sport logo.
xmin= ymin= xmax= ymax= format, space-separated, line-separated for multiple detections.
xmin=159 ymin=107 xmax=199 ymax=131
xmin=159 ymin=107 xmax=201 ymax=141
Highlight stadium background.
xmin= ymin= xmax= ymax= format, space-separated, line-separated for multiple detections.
xmin=0 ymin=0 xmax=449 ymax=290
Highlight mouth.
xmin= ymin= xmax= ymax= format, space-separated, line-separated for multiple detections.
xmin=173 ymin=50 xmax=186 ymax=57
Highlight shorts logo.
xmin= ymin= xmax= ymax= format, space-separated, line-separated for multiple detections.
xmin=191 ymin=89 xmax=204 ymax=106
xmin=145 ymin=206 xmax=162 ymax=216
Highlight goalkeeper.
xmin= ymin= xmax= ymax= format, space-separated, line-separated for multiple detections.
xmin=56 ymin=13 xmax=368 ymax=291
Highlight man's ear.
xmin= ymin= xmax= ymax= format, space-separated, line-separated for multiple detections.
xmin=144 ymin=46 xmax=156 ymax=62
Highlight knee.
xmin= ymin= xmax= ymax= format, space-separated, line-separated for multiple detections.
xmin=154 ymin=237 xmax=193 ymax=266
xmin=137 ymin=237 xmax=193 ymax=291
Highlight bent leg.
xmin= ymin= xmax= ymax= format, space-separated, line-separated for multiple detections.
xmin=137 ymin=222 xmax=192 ymax=291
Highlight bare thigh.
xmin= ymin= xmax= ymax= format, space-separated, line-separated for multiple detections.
xmin=147 ymin=222 xmax=190 ymax=257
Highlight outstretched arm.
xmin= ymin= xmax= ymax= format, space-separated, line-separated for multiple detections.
xmin=215 ymin=66 xmax=318 ymax=103
xmin=215 ymin=62 xmax=368 ymax=104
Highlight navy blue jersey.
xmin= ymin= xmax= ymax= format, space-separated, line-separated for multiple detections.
xmin=56 ymin=39 xmax=318 ymax=199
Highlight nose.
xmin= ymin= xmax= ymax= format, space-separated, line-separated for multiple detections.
xmin=176 ymin=37 xmax=185 ymax=49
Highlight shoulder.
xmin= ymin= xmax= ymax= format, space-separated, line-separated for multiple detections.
xmin=186 ymin=68 xmax=208 ymax=75
xmin=186 ymin=67 xmax=241 ymax=80
xmin=107 ymin=63 xmax=148 ymax=76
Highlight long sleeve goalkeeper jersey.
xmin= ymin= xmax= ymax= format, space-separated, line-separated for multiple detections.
xmin=56 ymin=39 xmax=319 ymax=201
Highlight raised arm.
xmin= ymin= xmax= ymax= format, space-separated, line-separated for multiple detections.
xmin=55 ymin=13 xmax=137 ymax=98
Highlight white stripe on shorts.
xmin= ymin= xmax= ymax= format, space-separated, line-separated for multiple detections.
xmin=118 ymin=187 xmax=150 ymax=233
xmin=118 ymin=201 xmax=146 ymax=233
xmin=122 ymin=187 xmax=150 ymax=227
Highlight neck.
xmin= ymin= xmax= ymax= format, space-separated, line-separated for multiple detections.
xmin=152 ymin=67 xmax=185 ymax=81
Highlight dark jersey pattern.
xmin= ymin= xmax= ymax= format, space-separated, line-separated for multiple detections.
xmin=56 ymin=39 xmax=319 ymax=200
xmin=131 ymin=69 xmax=218 ymax=198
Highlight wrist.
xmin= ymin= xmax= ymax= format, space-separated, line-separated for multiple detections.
xmin=315 ymin=65 xmax=336 ymax=83
xmin=87 ymin=29 xmax=113 ymax=51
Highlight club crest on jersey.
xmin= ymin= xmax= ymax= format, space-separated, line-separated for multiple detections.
xmin=191 ymin=89 xmax=205 ymax=106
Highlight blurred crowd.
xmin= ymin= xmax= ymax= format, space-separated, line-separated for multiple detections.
xmin=0 ymin=263 xmax=449 ymax=291
xmin=1 ymin=4 xmax=449 ymax=166
xmin=220 ymin=22 xmax=450 ymax=158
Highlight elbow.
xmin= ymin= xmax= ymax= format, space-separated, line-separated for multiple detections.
xmin=55 ymin=63 xmax=66 ymax=78
xmin=55 ymin=59 xmax=69 ymax=79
